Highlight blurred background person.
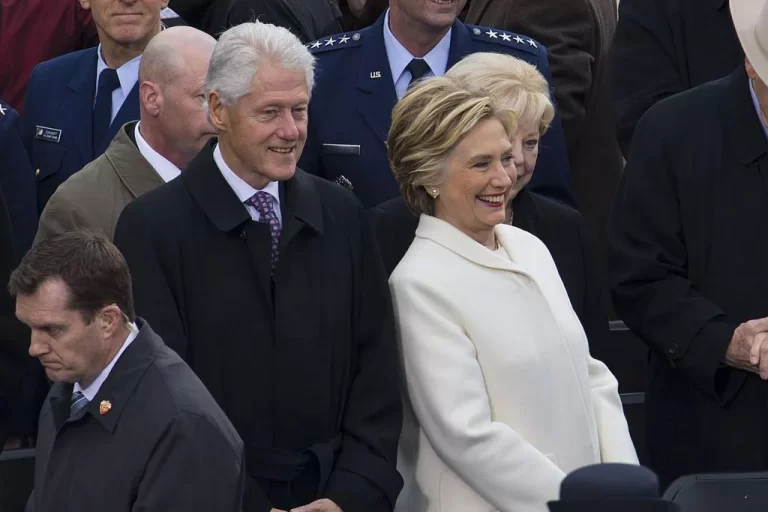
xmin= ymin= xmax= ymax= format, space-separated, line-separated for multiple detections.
xmin=12 ymin=231 xmax=245 ymax=511
xmin=609 ymin=0 xmax=768 ymax=489
xmin=388 ymin=76 xmax=637 ymax=512
xmin=114 ymin=21 xmax=402 ymax=512
xmin=0 ymin=0 xmax=98 ymax=114
xmin=375 ymin=53 xmax=611 ymax=366
xmin=300 ymin=0 xmax=576 ymax=210
xmin=464 ymin=0 xmax=622 ymax=262
xmin=0 ymin=189 xmax=31 ymax=454
xmin=35 ymin=27 xmax=217 ymax=244
xmin=0 ymin=99 xmax=38 ymax=256
xmin=611 ymin=0 xmax=742 ymax=157
xmin=21 ymin=0 xmax=168 ymax=213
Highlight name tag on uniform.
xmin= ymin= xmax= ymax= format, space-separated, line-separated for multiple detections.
xmin=35 ymin=126 xmax=62 ymax=143
xmin=322 ymin=143 xmax=361 ymax=156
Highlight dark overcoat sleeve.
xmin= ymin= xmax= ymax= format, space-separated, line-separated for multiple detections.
xmin=608 ymin=103 xmax=741 ymax=403
xmin=610 ymin=0 xmax=685 ymax=157
xmin=132 ymin=415 xmax=246 ymax=512
xmin=226 ymin=0 xmax=310 ymax=41
xmin=113 ymin=202 xmax=190 ymax=360
xmin=323 ymin=207 xmax=403 ymax=511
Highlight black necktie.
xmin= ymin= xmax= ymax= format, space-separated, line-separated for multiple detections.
xmin=407 ymin=58 xmax=432 ymax=86
xmin=93 ymin=68 xmax=121 ymax=151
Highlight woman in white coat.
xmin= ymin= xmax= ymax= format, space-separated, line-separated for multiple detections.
xmin=387 ymin=75 xmax=638 ymax=512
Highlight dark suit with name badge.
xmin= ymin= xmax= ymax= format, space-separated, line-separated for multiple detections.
xmin=299 ymin=15 xmax=576 ymax=209
xmin=21 ymin=48 xmax=140 ymax=212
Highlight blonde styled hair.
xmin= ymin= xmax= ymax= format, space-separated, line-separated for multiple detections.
xmin=388 ymin=76 xmax=517 ymax=216
xmin=447 ymin=52 xmax=554 ymax=135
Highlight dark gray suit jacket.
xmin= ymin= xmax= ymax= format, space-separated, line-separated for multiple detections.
xmin=26 ymin=319 xmax=245 ymax=512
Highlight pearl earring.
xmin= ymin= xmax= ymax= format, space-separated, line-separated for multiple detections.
xmin=427 ymin=188 xmax=439 ymax=198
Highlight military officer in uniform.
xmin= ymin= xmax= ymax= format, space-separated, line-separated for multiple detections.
xmin=299 ymin=0 xmax=576 ymax=209
xmin=21 ymin=0 xmax=169 ymax=213
xmin=0 ymin=99 xmax=38 ymax=255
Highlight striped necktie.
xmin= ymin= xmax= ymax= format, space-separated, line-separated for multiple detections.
xmin=70 ymin=390 xmax=89 ymax=419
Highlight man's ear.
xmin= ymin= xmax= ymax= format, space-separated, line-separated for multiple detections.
xmin=99 ymin=305 xmax=123 ymax=337
xmin=79 ymin=0 xmax=91 ymax=11
xmin=207 ymin=91 xmax=230 ymax=134
xmin=140 ymin=81 xmax=163 ymax=118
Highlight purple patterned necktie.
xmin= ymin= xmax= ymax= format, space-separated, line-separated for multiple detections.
xmin=245 ymin=191 xmax=281 ymax=272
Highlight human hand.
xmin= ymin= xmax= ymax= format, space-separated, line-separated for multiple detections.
xmin=290 ymin=498 xmax=343 ymax=512
xmin=726 ymin=318 xmax=768 ymax=377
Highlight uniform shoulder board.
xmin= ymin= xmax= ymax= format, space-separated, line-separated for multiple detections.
xmin=467 ymin=25 xmax=540 ymax=56
xmin=306 ymin=32 xmax=363 ymax=55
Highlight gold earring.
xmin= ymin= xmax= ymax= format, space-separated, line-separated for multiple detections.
xmin=427 ymin=188 xmax=439 ymax=198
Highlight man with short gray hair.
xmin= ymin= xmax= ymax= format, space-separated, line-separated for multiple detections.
xmin=115 ymin=21 xmax=403 ymax=512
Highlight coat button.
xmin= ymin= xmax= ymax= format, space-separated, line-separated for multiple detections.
xmin=240 ymin=230 xmax=247 ymax=240
xmin=669 ymin=343 xmax=678 ymax=354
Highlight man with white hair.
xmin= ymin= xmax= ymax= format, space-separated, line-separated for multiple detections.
xmin=114 ymin=21 xmax=403 ymax=512
xmin=35 ymin=26 xmax=217 ymax=244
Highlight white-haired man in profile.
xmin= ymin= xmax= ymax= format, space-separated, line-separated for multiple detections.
xmin=114 ymin=21 xmax=403 ymax=512
xmin=35 ymin=26 xmax=217 ymax=244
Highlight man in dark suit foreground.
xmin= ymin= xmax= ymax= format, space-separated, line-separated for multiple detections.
xmin=609 ymin=0 xmax=768 ymax=488
xmin=11 ymin=231 xmax=245 ymax=511
xmin=115 ymin=21 xmax=402 ymax=512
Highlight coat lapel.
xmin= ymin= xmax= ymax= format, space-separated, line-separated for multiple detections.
xmin=356 ymin=15 xmax=398 ymax=147
xmin=64 ymin=48 xmax=98 ymax=163
xmin=719 ymin=68 xmax=768 ymax=193
xmin=108 ymin=122 xmax=165 ymax=198
xmin=414 ymin=214 xmax=531 ymax=276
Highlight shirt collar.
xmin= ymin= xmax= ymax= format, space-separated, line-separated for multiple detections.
xmin=74 ymin=322 xmax=139 ymax=401
xmin=134 ymin=121 xmax=182 ymax=183
xmin=212 ymin=143 xmax=281 ymax=205
xmin=382 ymin=9 xmax=452 ymax=84
xmin=749 ymin=78 xmax=768 ymax=141
xmin=96 ymin=44 xmax=142 ymax=98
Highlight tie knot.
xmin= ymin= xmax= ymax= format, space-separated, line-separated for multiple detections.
xmin=98 ymin=68 xmax=121 ymax=92
xmin=406 ymin=58 xmax=431 ymax=83
xmin=246 ymin=191 xmax=276 ymax=217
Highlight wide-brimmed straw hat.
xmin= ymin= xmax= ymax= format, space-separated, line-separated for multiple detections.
xmin=731 ymin=0 xmax=768 ymax=82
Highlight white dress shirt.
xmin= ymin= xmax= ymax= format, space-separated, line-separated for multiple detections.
xmin=382 ymin=9 xmax=452 ymax=99
xmin=74 ymin=322 xmax=139 ymax=401
xmin=134 ymin=121 xmax=182 ymax=183
xmin=95 ymin=45 xmax=142 ymax=122
xmin=213 ymin=144 xmax=282 ymax=224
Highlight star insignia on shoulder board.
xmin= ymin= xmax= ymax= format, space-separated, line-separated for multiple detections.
xmin=486 ymin=29 xmax=498 ymax=39
xmin=0 ymin=104 xmax=6 ymax=116
xmin=325 ymin=37 xmax=336 ymax=46
xmin=339 ymin=34 xmax=350 ymax=44
xmin=527 ymin=39 xmax=537 ymax=47
xmin=500 ymin=33 xmax=512 ymax=42
xmin=514 ymin=35 xmax=525 ymax=44
xmin=311 ymin=40 xmax=322 ymax=49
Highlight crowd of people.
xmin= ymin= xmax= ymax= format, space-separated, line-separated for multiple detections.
xmin=1 ymin=0 xmax=768 ymax=511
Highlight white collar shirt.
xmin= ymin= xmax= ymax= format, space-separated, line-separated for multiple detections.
xmin=134 ymin=121 xmax=182 ymax=183
xmin=382 ymin=8 xmax=452 ymax=100
xmin=213 ymin=143 xmax=282 ymax=224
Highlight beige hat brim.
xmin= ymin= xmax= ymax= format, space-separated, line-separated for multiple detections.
xmin=731 ymin=0 xmax=768 ymax=82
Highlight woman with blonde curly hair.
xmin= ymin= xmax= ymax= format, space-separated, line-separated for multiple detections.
xmin=387 ymin=74 xmax=637 ymax=512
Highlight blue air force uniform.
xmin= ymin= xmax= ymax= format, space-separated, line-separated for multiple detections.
xmin=0 ymin=100 xmax=38 ymax=254
xmin=21 ymin=47 xmax=141 ymax=213
xmin=299 ymin=14 xmax=576 ymax=209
